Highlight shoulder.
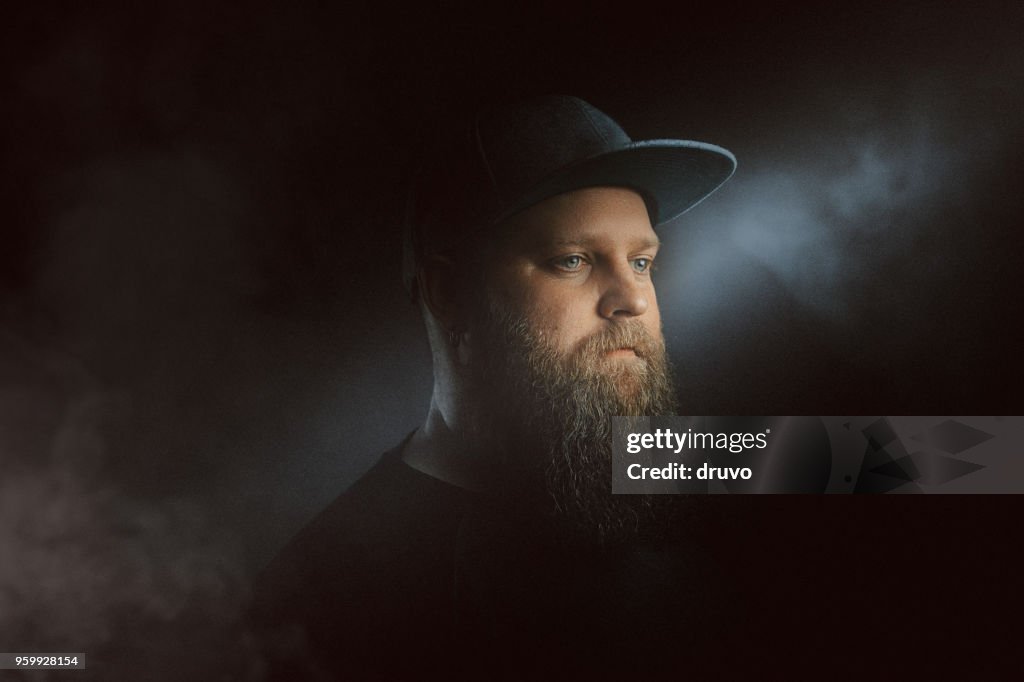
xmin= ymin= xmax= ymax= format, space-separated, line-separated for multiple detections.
xmin=250 ymin=436 xmax=472 ymax=674
xmin=257 ymin=436 xmax=469 ymax=601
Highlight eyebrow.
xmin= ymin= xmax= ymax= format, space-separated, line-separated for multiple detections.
xmin=548 ymin=234 xmax=662 ymax=250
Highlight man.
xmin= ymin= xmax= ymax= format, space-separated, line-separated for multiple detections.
xmin=253 ymin=95 xmax=737 ymax=680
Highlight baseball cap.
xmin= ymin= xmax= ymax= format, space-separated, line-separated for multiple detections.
xmin=403 ymin=95 xmax=736 ymax=299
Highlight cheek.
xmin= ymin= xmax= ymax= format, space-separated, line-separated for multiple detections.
xmin=528 ymin=298 xmax=603 ymax=353
xmin=491 ymin=282 xmax=580 ymax=348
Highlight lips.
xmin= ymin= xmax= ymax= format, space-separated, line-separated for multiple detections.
xmin=605 ymin=347 xmax=637 ymax=358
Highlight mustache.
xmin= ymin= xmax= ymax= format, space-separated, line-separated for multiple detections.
xmin=573 ymin=320 xmax=664 ymax=360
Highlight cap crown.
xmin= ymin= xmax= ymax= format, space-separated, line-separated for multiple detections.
xmin=475 ymin=96 xmax=632 ymax=210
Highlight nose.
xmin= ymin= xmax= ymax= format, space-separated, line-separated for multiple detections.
xmin=597 ymin=264 xmax=650 ymax=320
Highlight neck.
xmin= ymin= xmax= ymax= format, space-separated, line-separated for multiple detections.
xmin=401 ymin=393 xmax=496 ymax=493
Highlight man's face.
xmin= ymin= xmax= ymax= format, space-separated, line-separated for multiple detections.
xmin=482 ymin=186 xmax=664 ymax=376
xmin=465 ymin=186 xmax=678 ymax=544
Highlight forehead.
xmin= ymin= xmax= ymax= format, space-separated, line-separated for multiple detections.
xmin=493 ymin=187 xmax=657 ymax=252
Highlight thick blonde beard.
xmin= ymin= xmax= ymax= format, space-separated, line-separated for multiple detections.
xmin=470 ymin=296 xmax=679 ymax=546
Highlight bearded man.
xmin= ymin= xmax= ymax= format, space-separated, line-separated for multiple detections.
xmin=253 ymin=95 xmax=736 ymax=681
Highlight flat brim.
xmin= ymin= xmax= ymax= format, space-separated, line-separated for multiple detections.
xmin=494 ymin=140 xmax=736 ymax=227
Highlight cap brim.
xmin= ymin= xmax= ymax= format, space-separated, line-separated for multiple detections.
xmin=495 ymin=140 xmax=736 ymax=227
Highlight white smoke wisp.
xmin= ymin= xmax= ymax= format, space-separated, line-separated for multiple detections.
xmin=693 ymin=119 xmax=964 ymax=321
xmin=0 ymin=331 xmax=267 ymax=681
xmin=660 ymin=64 xmax=1024 ymax=353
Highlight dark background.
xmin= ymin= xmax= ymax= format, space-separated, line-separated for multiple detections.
xmin=1 ymin=2 xmax=1022 ymax=679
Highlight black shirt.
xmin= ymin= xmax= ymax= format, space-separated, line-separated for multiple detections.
xmin=251 ymin=436 xmax=737 ymax=681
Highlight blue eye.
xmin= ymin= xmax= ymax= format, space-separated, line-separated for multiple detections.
xmin=553 ymin=255 xmax=586 ymax=271
xmin=632 ymin=258 xmax=653 ymax=273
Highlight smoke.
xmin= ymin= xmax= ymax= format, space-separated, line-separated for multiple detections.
xmin=660 ymin=58 xmax=1024 ymax=379
xmin=0 ymin=26 xmax=294 ymax=677
xmin=0 ymin=90 xmax=423 ymax=680
xmin=0 ymin=331 xmax=266 ymax=681
xmin=678 ymin=120 xmax=961 ymax=319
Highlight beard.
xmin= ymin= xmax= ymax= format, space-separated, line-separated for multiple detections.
xmin=468 ymin=297 xmax=680 ymax=547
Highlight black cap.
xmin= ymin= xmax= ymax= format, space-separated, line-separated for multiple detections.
xmin=404 ymin=95 xmax=736 ymax=298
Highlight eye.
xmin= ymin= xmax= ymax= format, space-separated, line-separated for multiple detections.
xmin=631 ymin=257 xmax=654 ymax=273
xmin=551 ymin=254 xmax=588 ymax=272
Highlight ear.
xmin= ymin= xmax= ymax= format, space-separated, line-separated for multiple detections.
xmin=417 ymin=254 xmax=464 ymax=333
